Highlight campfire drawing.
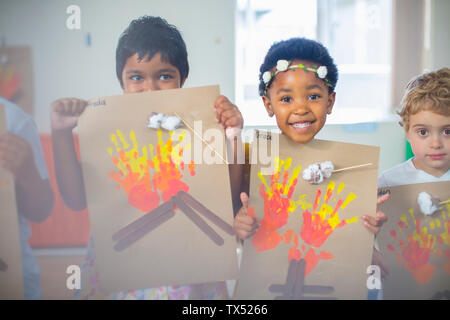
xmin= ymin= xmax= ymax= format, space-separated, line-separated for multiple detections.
xmin=249 ymin=156 xmax=359 ymax=295
xmin=107 ymin=128 xmax=234 ymax=251
xmin=386 ymin=206 xmax=450 ymax=284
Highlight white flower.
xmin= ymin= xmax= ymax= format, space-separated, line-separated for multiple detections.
xmin=317 ymin=66 xmax=328 ymax=79
xmin=262 ymin=71 xmax=272 ymax=84
xmin=276 ymin=60 xmax=290 ymax=72
xmin=319 ymin=161 xmax=334 ymax=178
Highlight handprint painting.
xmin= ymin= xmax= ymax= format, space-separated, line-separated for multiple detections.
xmin=236 ymin=132 xmax=380 ymax=299
xmin=77 ymin=86 xmax=238 ymax=294
xmin=107 ymin=128 xmax=195 ymax=213
xmin=377 ymin=181 xmax=450 ymax=300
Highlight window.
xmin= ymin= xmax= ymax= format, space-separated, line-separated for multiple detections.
xmin=235 ymin=0 xmax=393 ymax=125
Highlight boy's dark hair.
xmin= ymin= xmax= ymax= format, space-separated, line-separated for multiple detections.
xmin=258 ymin=37 xmax=338 ymax=96
xmin=116 ymin=16 xmax=189 ymax=87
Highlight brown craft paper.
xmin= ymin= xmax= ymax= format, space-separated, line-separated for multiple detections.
xmin=0 ymin=104 xmax=24 ymax=299
xmin=235 ymin=130 xmax=379 ymax=299
xmin=77 ymin=86 xmax=238 ymax=294
xmin=0 ymin=47 xmax=34 ymax=115
xmin=377 ymin=181 xmax=450 ymax=300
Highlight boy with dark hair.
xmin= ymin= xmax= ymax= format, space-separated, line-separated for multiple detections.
xmin=51 ymin=15 xmax=241 ymax=299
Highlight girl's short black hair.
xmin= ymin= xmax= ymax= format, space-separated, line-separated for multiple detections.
xmin=258 ymin=37 xmax=338 ymax=96
xmin=116 ymin=16 xmax=189 ymax=87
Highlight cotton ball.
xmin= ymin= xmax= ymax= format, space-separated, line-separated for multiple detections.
xmin=161 ymin=115 xmax=182 ymax=131
xmin=320 ymin=161 xmax=334 ymax=178
xmin=302 ymin=164 xmax=324 ymax=184
xmin=147 ymin=112 xmax=163 ymax=129
xmin=417 ymin=192 xmax=439 ymax=216
xmin=225 ymin=127 xmax=241 ymax=140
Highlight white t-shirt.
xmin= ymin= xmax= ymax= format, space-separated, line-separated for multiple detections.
xmin=1 ymin=96 xmax=49 ymax=300
xmin=378 ymin=158 xmax=450 ymax=188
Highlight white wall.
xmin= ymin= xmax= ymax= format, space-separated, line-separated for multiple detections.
xmin=427 ymin=0 xmax=450 ymax=70
xmin=0 ymin=0 xmax=235 ymax=132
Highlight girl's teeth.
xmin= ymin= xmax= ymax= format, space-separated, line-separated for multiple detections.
xmin=292 ymin=122 xmax=311 ymax=128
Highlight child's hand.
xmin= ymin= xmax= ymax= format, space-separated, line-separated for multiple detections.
xmin=51 ymin=98 xmax=88 ymax=131
xmin=214 ymin=95 xmax=243 ymax=132
xmin=0 ymin=133 xmax=34 ymax=181
xmin=362 ymin=193 xmax=390 ymax=235
xmin=233 ymin=192 xmax=259 ymax=240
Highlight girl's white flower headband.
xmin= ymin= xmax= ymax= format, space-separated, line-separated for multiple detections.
xmin=262 ymin=59 xmax=332 ymax=93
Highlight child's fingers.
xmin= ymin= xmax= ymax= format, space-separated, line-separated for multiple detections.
xmin=240 ymin=192 xmax=249 ymax=212
xmin=214 ymin=95 xmax=231 ymax=110
xmin=235 ymin=217 xmax=257 ymax=233
xmin=52 ymin=98 xmax=87 ymax=116
xmin=223 ymin=114 xmax=243 ymax=130
xmin=216 ymin=106 xmax=240 ymax=127
xmin=362 ymin=219 xmax=379 ymax=234
xmin=69 ymin=98 xmax=87 ymax=115
xmin=377 ymin=193 xmax=390 ymax=206
xmin=375 ymin=211 xmax=387 ymax=225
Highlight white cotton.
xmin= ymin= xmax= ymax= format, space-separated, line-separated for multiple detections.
xmin=320 ymin=161 xmax=334 ymax=178
xmin=225 ymin=127 xmax=241 ymax=140
xmin=147 ymin=112 xmax=164 ymax=129
xmin=417 ymin=192 xmax=439 ymax=216
xmin=302 ymin=164 xmax=324 ymax=184
xmin=161 ymin=115 xmax=182 ymax=131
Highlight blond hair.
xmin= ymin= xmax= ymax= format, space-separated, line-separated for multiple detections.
xmin=398 ymin=67 xmax=450 ymax=129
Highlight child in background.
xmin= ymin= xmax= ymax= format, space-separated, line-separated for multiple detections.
xmin=233 ymin=37 xmax=388 ymax=240
xmin=373 ymin=67 xmax=449 ymax=300
xmin=378 ymin=67 xmax=450 ymax=187
xmin=50 ymin=16 xmax=242 ymax=299
xmin=0 ymin=96 xmax=54 ymax=299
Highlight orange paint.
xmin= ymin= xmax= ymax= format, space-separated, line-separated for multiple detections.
xmin=443 ymin=249 xmax=450 ymax=275
xmin=251 ymin=159 xmax=358 ymax=278
xmin=252 ymin=171 xmax=297 ymax=251
xmin=386 ymin=208 xmax=450 ymax=284
xmin=108 ymin=129 xmax=195 ymax=213
xmin=303 ymin=248 xmax=334 ymax=276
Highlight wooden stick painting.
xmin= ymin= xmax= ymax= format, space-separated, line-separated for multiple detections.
xmin=109 ymin=128 xmax=234 ymax=251
xmin=77 ymin=86 xmax=239 ymax=293
xmin=112 ymin=191 xmax=234 ymax=251
xmin=269 ymin=259 xmax=335 ymax=300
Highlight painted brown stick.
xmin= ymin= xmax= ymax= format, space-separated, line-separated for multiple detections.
xmin=172 ymin=195 xmax=224 ymax=246
xmin=114 ymin=209 xmax=176 ymax=252
xmin=178 ymin=191 xmax=235 ymax=235
xmin=293 ymin=258 xmax=306 ymax=298
xmin=112 ymin=200 xmax=174 ymax=242
xmin=270 ymin=259 xmax=336 ymax=300
xmin=269 ymin=258 xmax=298 ymax=298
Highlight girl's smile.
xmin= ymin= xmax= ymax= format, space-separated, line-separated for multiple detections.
xmin=262 ymin=60 xmax=335 ymax=143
